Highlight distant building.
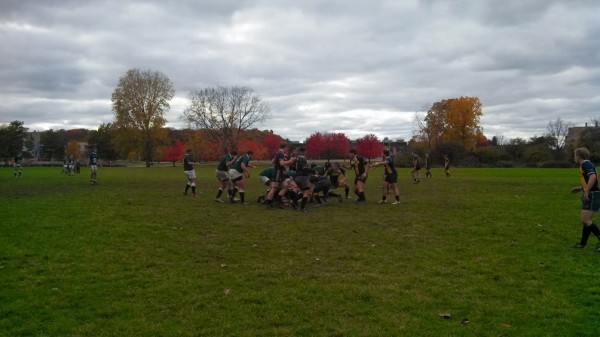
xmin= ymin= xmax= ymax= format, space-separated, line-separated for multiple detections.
xmin=567 ymin=123 xmax=599 ymax=147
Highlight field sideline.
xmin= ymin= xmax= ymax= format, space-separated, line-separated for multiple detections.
xmin=1 ymin=165 xmax=600 ymax=336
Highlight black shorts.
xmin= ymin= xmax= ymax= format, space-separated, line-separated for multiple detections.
xmin=274 ymin=170 xmax=286 ymax=183
xmin=313 ymin=180 xmax=331 ymax=193
xmin=354 ymin=175 xmax=367 ymax=184
xmin=582 ymin=191 xmax=600 ymax=212
xmin=414 ymin=164 xmax=421 ymax=171
xmin=384 ymin=172 xmax=398 ymax=184
xmin=294 ymin=176 xmax=311 ymax=191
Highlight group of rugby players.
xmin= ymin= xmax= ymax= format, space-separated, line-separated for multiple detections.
xmin=207 ymin=142 xmax=403 ymax=211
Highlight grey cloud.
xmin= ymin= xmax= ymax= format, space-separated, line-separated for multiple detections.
xmin=1 ymin=0 xmax=599 ymax=142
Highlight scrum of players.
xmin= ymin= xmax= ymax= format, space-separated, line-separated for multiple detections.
xmin=208 ymin=142 xmax=401 ymax=211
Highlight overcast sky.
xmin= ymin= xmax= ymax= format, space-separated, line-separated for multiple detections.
xmin=1 ymin=0 xmax=599 ymax=141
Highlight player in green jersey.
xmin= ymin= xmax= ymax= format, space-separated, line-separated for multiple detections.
xmin=13 ymin=153 xmax=23 ymax=178
xmin=214 ymin=150 xmax=237 ymax=203
xmin=88 ymin=147 xmax=99 ymax=184
xmin=228 ymin=151 xmax=254 ymax=204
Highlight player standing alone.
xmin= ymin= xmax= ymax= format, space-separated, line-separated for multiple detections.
xmin=183 ymin=149 xmax=197 ymax=196
xmin=411 ymin=152 xmax=421 ymax=184
xmin=444 ymin=155 xmax=451 ymax=177
xmin=571 ymin=147 xmax=600 ymax=251
xmin=88 ymin=147 xmax=99 ymax=184
xmin=13 ymin=153 xmax=23 ymax=178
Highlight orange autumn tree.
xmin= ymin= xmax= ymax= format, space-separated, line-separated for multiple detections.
xmin=419 ymin=96 xmax=484 ymax=150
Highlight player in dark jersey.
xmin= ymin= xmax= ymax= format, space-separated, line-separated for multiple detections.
xmin=214 ymin=150 xmax=237 ymax=203
xmin=370 ymin=149 xmax=400 ymax=204
xmin=411 ymin=152 xmax=421 ymax=184
xmin=13 ymin=153 xmax=23 ymax=178
xmin=292 ymin=147 xmax=312 ymax=211
xmin=228 ymin=151 xmax=254 ymax=204
xmin=345 ymin=149 xmax=368 ymax=204
xmin=571 ymin=147 xmax=600 ymax=250
xmin=88 ymin=147 xmax=99 ymax=184
xmin=425 ymin=153 xmax=432 ymax=178
xmin=265 ymin=143 xmax=296 ymax=209
xmin=182 ymin=149 xmax=197 ymax=196
xmin=312 ymin=175 xmax=342 ymax=205
xmin=444 ymin=155 xmax=451 ymax=177
xmin=327 ymin=162 xmax=350 ymax=199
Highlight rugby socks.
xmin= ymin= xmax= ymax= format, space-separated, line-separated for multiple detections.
xmin=345 ymin=186 xmax=350 ymax=197
xmin=580 ymin=225 xmax=593 ymax=246
xmin=381 ymin=195 xmax=387 ymax=202
xmin=216 ymin=188 xmax=223 ymax=199
xmin=590 ymin=223 xmax=600 ymax=239
xmin=191 ymin=184 xmax=196 ymax=195
xmin=359 ymin=192 xmax=366 ymax=201
xmin=315 ymin=195 xmax=322 ymax=205
xmin=185 ymin=183 xmax=191 ymax=194
xmin=395 ymin=195 xmax=400 ymax=202
xmin=300 ymin=197 xmax=308 ymax=210
xmin=240 ymin=192 xmax=245 ymax=203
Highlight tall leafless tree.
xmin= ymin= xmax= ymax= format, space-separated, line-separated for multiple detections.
xmin=181 ymin=86 xmax=270 ymax=152
xmin=545 ymin=117 xmax=575 ymax=151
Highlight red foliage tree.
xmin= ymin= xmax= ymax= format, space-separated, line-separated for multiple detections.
xmin=162 ymin=140 xmax=187 ymax=166
xmin=305 ymin=132 xmax=350 ymax=160
xmin=237 ymin=138 xmax=266 ymax=160
xmin=355 ymin=134 xmax=384 ymax=161
xmin=262 ymin=133 xmax=282 ymax=159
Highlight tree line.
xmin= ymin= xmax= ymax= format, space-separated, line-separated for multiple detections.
xmin=2 ymin=67 xmax=598 ymax=167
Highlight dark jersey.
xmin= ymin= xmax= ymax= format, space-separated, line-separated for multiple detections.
xmin=232 ymin=154 xmax=251 ymax=173
xmin=350 ymin=156 xmax=367 ymax=176
xmin=580 ymin=160 xmax=599 ymax=191
xmin=327 ymin=167 xmax=345 ymax=186
xmin=274 ymin=150 xmax=286 ymax=170
xmin=14 ymin=154 xmax=22 ymax=164
xmin=413 ymin=155 xmax=420 ymax=168
xmin=217 ymin=154 xmax=233 ymax=171
xmin=383 ymin=156 xmax=397 ymax=175
xmin=260 ymin=167 xmax=276 ymax=179
xmin=293 ymin=156 xmax=310 ymax=176
xmin=183 ymin=153 xmax=193 ymax=171
xmin=89 ymin=152 xmax=98 ymax=166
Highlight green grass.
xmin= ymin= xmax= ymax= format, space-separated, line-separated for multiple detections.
xmin=1 ymin=165 xmax=600 ymax=336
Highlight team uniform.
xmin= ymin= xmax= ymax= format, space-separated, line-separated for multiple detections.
xmin=259 ymin=167 xmax=276 ymax=186
xmin=350 ymin=156 xmax=368 ymax=184
xmin=292 ymin=155 xmax=312 ymax=211
xmin=183 ymin=152 xmax=196 ymax=196
xmin=327 ymin=165 xmax=351 ymax=198
xmin=63 ymin=156 xmax=69 ymax=174
xmin=383 ymin=156 xmax=398 ymax=184
xmin=273 ymin=149 xmax=287 ymax=183
xmin=348 ymin=153 xmax=368 ymax=203
xmin=412 ymin=154 xmax=421 ymax=183
xmin=229 ymin=152 xmax=252 ymax=204
xmin=68 ymin=157 xmax=75 ymax=175
xmin=89 ymin=150 xmax=98 ymax=184
xmin=216 ymin=154 xmax=233 ymax=182
xmin=214 ymin=152 xmax=236 ymax=203
xmin=13 ymin=154 xmax=23 ymax=178
xmin=425 ymin=155 xmax=432 ymax=178
xmin=444 ymin=156 xmax=451 ymax=177
xmin=580 ymin=160 xmax=600 ymax=212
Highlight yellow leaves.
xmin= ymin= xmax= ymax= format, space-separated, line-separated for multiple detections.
xmin=422 ymin=96 xmax=483 ymax=149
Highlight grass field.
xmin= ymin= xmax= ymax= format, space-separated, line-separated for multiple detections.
xmin=1 ymin=164 xmax=600 ymax=337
